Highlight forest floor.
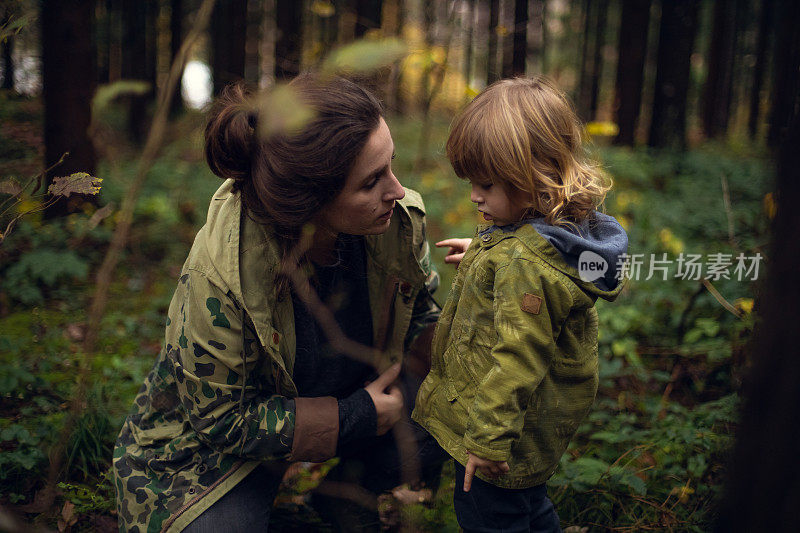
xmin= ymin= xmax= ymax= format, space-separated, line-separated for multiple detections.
xmin=0 ymin=90 xmax=775 ymax=531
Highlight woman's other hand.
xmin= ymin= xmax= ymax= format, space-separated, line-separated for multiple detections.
xmin=365 ymin=363 xmax=404 ymax=435
xmin=435 ymin=238 xmax=472 ymax=268
xmin=463 ymin=450 xmax=510 ymax=492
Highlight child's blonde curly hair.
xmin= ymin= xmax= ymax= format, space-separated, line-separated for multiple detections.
xmin=446 ymin=76 xmax=610 ymax=227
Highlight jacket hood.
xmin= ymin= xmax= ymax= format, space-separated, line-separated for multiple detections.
xmin=527 ymin=211 xmax=628 ymax=298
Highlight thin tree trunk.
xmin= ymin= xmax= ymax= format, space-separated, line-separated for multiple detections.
xmin=355 ymin=0 xmax=383 ymax=37
xmin=121 ymin=0 xmax=149 ymax=143
xmin=211 ymin=0 xmax=247 ymax=95
xmin=613 ymin=0 xmax=651 ymax=146
xmin=275 ymin=0 xmax=302 ymax=79
xmin=748 ymin=0 xmax=773 ymax=138
xmin=766 ymin=0 xmax=799 ymax=146
xmin=576 ymin=0 xmax=592 ymax=120
xmin=464 ymin=0 xmax=476 ymax=87
xmin=511 ymin=0 xmax=528 ymax=76
xmin=42 ymin=0 xmax=97 ymax=216
xmin=702 ymin=0 xmax=737 ymax=139
xmin=647 ymin=0 xmax=699 ymax=149
xmin=487 ymin=0 xmax=500 ymax=85
xmin=1 ymin=30 xmax=12 ymax=90
xmin=588 ymin=0 xmax=608 ymax=119
xmin=169 ymin=0 xmax=184 ymax=115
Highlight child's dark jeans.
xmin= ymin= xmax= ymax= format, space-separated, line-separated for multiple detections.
xmin=454 ymin=462 xmax=562 ymax=533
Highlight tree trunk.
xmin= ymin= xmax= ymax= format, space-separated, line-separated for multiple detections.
xmin=355 ymin=0 xmax=383 ymax=38
xmin=766 ymin=0 xmax=799 ymax=147
xmin=121 ymin=0 xmax=151 ymax=143
xmin=702 ymin=0 xmax=737 ymax=139
xmin=169 ymin=0 xmax=184 ymax=115
xmin=613 ymin=0 xmax=651 ymax=146
xmin=588 ymin=0 xmax=609 ymax=119
xmin=576 ymin=0 xmax=593 ymax=120
xmin=211 ymin=0 xmax=247 ymax=95
xmin=275 ymin=0 xmax=302 ymax=80
xmin=42 ymin=0 xmax=97 ymax=216
xmin=487 ymin=0 xmax=500 ymax=85
xmin=511 ymin=0 xmax=528 ymax=76
xmin=463 ymin=0 xmax=476 ymax=87
xmin=1 ymin=30 xmax=12 ymax=90
xmin=748 ymin=0 xmax=773 ymax=138
xmin=713 ymin=78 xmax=800 ymax=533
xmin=647 ymin=0 xmax=699 ymax=149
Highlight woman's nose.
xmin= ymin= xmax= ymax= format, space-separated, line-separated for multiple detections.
xmin=383 ymin=171 xmax=405 ymax=202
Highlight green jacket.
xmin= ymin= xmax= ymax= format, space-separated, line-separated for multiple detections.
xmin=412 ymin=222 xmax=623 ymax=489
xmin=113 ymin=180 xmax=438 ymax=532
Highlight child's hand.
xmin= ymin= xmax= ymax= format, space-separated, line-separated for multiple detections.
xmin=435 ymin=238 xmax=472 ymax=268
xmin=463 ymin=451 xmax=510 ymax=492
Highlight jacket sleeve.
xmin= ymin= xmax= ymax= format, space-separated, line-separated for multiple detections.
xmin=166 ymin=269 xmax=296 ymax=462
xmin=463 ymin=257 xmax=573 ymax=462
xmin=405 ymin=220 xmax=441 ymax=379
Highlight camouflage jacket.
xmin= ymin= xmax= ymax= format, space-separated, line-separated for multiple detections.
xmin=412 ymin=222 xmax=624 ymax=489
xmin=113 ymin=180 xmax=439 ymax=532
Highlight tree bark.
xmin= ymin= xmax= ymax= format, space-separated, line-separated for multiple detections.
xmin=613 ymin=0 xmax=651 ymax=145
xmin=355 ymin=0 xmax=383 ymax=38
xmin=511 ymin=0 xmax=528 ymax=76
xmin=487 ymin=0 xmax=500 ymax=85
xmin=211 ymin=0 xmax=247 ymax=95
xmin=42 ymin=0 xmax=97 ymax=216
xmin=588 ymin=0 xmax=609 ymax=119
xmin=702 ymin=0 xmax=737 ymax=139
xmin=121 ymin=0 xmax=151 ymax=143
xmin=647 ymin=0 xmax=699 ymax=149
xmin=169 ymin=0 xmax=184 ymax=115
xmin=275 ymin=0 xmax=302 ymax=80
xmin=766 ymin=0 xmax=800 ymax=147
xmin=713 ymin=77 xmax=800 ymax=533
xmin=576 ymin=0 xmax=593 ymax=120
xmin=748 ymin=0 xmax=773 ymax=138
xmin=1 ymin=30 xmax=12 ymax=90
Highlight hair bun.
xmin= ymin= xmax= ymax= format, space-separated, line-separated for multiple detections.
xmin=205 ymin=83 xmax=255 ymax=183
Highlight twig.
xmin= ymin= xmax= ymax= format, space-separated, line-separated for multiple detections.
xmin=720 ymin=174 xmax=738 ymax=248
xmin=701 ymin=278 xmax=743 ymax=318
xmin=82 ymin=0 xmax=217 ymax=353
xmin=32 ymin=0 xmax=218 ymax=517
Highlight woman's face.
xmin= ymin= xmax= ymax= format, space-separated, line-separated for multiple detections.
xmin=317 ymin=117 xmax=405 ymax=235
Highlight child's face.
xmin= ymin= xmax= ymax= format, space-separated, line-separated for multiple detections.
xmin=469 ymin=179 xmax=527 ymax=226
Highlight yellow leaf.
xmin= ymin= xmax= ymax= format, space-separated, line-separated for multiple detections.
xmin=658 ymin=227 xmax=684 ymax=255
xmin=763 ymin=192 xmax=777 ymax=219
xmin=735 ymin=298 xmax=754 ymax=314
xmin=585 ymin=121 xmax=619 ymax=137
xmin=310 ymin=0 xmax=335 ymax=17
xmin=495 ymin=25 xmax=509 ymax=37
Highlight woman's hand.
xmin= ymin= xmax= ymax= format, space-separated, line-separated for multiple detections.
xmin=463 ymin=451 xmax=510 ymax=492
xmin=435 ymin=238 xmax=472 ymax=268
xmin=365 ymin=363 xmax=404 ymax=436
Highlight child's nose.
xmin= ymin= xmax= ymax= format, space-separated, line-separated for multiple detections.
xmin=470 ymin=186 xmax=482 ymax=204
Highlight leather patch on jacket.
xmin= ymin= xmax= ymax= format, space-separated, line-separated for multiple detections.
xmin=521 ymin=293 xmax=543 ymax=315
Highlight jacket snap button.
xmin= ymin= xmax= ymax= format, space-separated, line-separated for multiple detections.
xmin=196 ymin=464 xmax=207 ymax=474
xmin=272 ymin=332 xmax=279 ymax=345
xmin=188 ymin=487 xmax=196 ymax=495
xmin=481 ymin=234 xmax=492 ymax=242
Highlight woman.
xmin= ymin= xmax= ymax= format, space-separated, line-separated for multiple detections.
xmin=113 ymin=75 xmax=444 ymax=532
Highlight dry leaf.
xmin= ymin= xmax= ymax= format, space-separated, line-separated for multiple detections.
xmin=0 ymin=178 xmax=23 ymax=196
xmin=48 ymin=172 xmax=102 ymax=197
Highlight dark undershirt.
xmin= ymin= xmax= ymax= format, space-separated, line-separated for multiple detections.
xmin=291 ymin=234 xmax=378 ymax=452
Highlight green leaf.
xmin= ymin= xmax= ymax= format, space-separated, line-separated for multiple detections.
xmin=92 ymin=80 xmax=152 ymax=115
xmin=321 ymin=38 xmax=408 ymax=75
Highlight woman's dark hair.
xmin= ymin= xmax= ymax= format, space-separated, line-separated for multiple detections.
xmin=204 ymin=74 xmax=384 ymax=262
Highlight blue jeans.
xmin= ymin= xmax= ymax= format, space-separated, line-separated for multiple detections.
xmin=453 ymin=462 xmax=561 ymax=533
xmin=182 ymin=463 xmax=283 ymax=532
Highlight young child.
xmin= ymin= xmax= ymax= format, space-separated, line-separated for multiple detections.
xmin=411 ymin=77 xmax=628 ymax=532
